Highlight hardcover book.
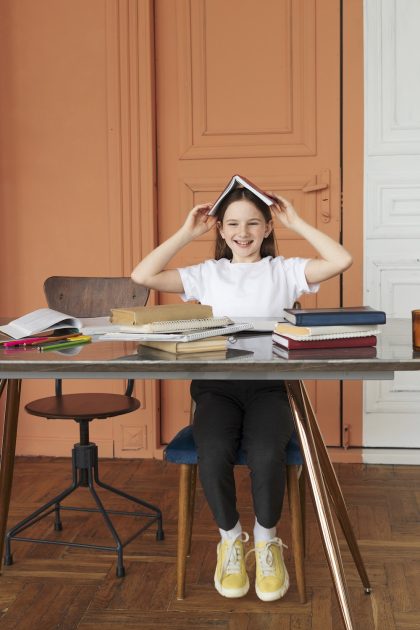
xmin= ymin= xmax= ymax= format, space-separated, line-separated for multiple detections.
xmin=209 ymin=174 xmax=275 ymax=216
xmin=138 ymin=335 xmax=227 ymax=355
xmin=272 ymin=344 xmax=377 ymax=360
xmin=283 ymin=306 xmax=386 ymax=327
xmin=272 ymin=333 xmax=377 ymax=350
xmin=110 ymin=303 xmax=213 ymax=326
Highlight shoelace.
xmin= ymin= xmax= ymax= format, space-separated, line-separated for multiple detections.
xmin=222 ymin=532 xmax=250 ymax=577
xmin=246 ymin=537 xmax=288 ymax=577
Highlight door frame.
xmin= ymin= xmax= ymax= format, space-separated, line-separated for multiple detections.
xmin=137 ymin=0 xmax=365 ymax=459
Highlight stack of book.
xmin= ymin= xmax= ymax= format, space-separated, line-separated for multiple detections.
xmin=108 ymin=303 xmax=253 ymax=355
xmin=272 ymin=306 xmax=386 ymax=359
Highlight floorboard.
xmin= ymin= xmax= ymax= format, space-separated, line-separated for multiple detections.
xmin=1 ymin=457 xmax=420 ymax=629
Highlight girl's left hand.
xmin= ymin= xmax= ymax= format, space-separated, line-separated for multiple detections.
xmin=268 ymin=192 xmax=300 ymax=229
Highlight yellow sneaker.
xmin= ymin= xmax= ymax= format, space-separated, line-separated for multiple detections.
xmin=214 ymin=532 xmax=250 ymax=598
xmin=253 ymin=537 xmax=289 ymax=601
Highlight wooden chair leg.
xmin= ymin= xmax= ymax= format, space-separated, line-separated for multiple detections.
xmin=287 ymin=464 xmax=306 ymax=604
xmin=298 ymin=465 xmax=306 ymax=557
xmin=177 ymin=464 xmax=193 ymax=599
xmin=186 ymin=464 xmax=197 ymax=557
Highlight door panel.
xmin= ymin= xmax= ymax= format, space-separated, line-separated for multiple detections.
xmin=155 ymin=0 xmax=342 ymax=445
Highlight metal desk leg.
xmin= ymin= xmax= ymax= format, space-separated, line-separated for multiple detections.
xmin=285 ymin=380 xmax=355 ymax=630
xmin=299 ymin=382 xmax=371 ymax=593
xmin=0 ymin=379 xmax=22 ymax=573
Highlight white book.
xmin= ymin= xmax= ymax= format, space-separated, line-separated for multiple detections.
xmin=274 ymin=322 xmax=380 ymax=339
xmin=0 ymin=308 xmax=82 ymax=340
xmin=272 ymin=329 xmax=381 ymax=342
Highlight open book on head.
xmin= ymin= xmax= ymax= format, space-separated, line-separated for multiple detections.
xmin=0 ymin=308 xmax=81 ymax=340
xmin=209 ymin=174 xmax=276 ymax=216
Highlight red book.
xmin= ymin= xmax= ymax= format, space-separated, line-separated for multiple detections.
xmin=272 ymin=333 xmax=377 ymax=350
xmin=272 ymin=344 xmax=377 ymax=360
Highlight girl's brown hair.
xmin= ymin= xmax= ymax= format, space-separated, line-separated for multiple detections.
xmin=214 ymin=187 xmax=277 ymax=260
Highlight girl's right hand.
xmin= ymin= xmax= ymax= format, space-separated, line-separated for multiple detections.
xmin=181 ymin=203 xmax=217 ymax=239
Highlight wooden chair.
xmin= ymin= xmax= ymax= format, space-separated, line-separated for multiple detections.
xmin=164 ymin=402 xmax=306 ymax=602
xmin=4 ymin=276 xmax=164 ymax=577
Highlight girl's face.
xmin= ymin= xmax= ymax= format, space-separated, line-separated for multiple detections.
xmin=218 ymin=200 xmax=273 ymax=263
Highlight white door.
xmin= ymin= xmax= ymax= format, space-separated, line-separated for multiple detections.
xmin=363 ymin=0 xmax=420 ymax=461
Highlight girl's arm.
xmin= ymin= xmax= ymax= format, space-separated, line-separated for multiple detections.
xmin=131 ymin=203 xmax=216 ymax=292
xmin=270 ymin=195 xmax=353 ymax=284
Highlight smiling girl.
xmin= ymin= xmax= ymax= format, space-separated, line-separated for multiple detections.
xmin=131 ymin=184 xmax=352 ymax=602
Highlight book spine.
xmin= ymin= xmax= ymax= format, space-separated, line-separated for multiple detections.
xmin=290 ymin=313 xmax=386 ymax=326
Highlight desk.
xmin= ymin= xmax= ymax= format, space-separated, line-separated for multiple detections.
xmin=1 ymin=319 xmax=419 ymax=630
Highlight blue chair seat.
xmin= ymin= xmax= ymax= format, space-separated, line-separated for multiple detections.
xmin=164 ymin=425 xmax=302 ymax=466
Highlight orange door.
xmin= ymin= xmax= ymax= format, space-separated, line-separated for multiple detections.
xmin=155 ymin=0 xmax=342 ymax=445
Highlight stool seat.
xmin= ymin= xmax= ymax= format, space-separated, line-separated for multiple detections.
xmin=164 ymin=425 xmax=302 ymax=466
xmin=25 ymin=393 xmax=140 ymax=420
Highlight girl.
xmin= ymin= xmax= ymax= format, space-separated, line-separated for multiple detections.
xmin=131 ymin=186 xmax=352 ymax=601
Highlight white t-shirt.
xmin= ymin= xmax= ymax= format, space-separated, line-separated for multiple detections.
xmin=177 ymin=256 xmax=319 ymax=318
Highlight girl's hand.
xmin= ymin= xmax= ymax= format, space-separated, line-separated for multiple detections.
xmin=268 ymin=193 xmax=301 ymax=230
xmin=181 ymin=203 xmax=217 ymax=239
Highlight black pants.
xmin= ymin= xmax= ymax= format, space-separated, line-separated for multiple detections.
xmin=190 ymin=379 xmax=294 ymax=531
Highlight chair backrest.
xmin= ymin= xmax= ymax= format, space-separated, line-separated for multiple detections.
xmin=44 ymin=276 xmax=149 ymax=318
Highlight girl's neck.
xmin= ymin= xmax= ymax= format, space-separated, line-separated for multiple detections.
xmin=230 ymin=254 xmax=262 ymax=264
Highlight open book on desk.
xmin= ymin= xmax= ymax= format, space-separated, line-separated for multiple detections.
xmin=0 ymin=308 xmax=81 ymax=340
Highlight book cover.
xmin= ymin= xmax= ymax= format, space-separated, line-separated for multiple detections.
xmin=209 ymin=174 xmax=275 ymax=216
xmin=272 ymin=344 xmax=378 ymax=360
xmin=110 ymin=303 xmax=213 ymax=326
xmin=138 ymin=335 xmax=227 ymax=355
xmin=283 ymin=306 xmax=386 ymax=326
xmin=272 ymin=333 xmax=377 ymax=350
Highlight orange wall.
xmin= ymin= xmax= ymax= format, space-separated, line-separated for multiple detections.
xmin=0 ymin=0 xmax=158 ymax=458
xmin=0 ymin=0 xmax=364 ymax=457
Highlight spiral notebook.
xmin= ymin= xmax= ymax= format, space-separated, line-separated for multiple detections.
xmin=117 ymin=316 xmax=234 ymax=334
xmin=100 ymin=321 xmax=253 ymax=342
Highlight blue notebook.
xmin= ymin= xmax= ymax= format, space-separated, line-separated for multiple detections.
xmin=283 ymin=306 xmax=386 ymax=326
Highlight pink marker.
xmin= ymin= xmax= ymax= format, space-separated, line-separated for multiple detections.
xmin=3 ymin=336 xmax=49 ymax=347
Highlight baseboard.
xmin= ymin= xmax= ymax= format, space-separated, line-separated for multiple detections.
xmin=361 ymin=448 xmax=420 ymax=465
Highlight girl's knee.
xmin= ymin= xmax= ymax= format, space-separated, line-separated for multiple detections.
xmin=246 ymin=447 xmax=286 ymax=473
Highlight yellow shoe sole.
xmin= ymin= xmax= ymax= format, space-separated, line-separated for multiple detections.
xmin=255 ymin=569 xmax=290 ymax=602
xmin=214 ymin=574 xmax=250 ymax=598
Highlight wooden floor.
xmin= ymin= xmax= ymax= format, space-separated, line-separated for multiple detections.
xmin=1 ymin=457 xmax=420 ymax=630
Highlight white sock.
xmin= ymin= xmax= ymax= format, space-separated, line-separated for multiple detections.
xmin=254 ymin=518 xmax=276 ymax=543
xmin=219 ymin=520 xmax=242 ymax=542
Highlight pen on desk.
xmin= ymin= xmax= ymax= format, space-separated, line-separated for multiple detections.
xmin=39 ymin=337 xmax=92 ymax=352
xmin=3 ymin=336 xmax=49 ymax=347
xmin=30 ymin=332 xmax=84 ymax=346
xmin=3 ymin=332 xmax=83 ymax=348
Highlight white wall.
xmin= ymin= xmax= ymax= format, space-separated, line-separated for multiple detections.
xmin=364 ymin=0 xmax=420 ymax=462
